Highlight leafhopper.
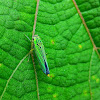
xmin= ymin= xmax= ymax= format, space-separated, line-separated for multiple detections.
xmin=25 ymin=35 xmax=50 ymax=75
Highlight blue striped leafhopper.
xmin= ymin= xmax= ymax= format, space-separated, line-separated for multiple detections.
xmin=25 ymin=34 xmax=50 ymax=75
xmin=33 ymin=35 xmax=50 ymax=75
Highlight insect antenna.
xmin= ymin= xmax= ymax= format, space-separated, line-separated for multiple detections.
xmin=24 ymin=34 xmax=31 ymax=42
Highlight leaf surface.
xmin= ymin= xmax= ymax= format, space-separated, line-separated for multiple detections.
xmin=0 ymin=0 xmax=100 ymax=100
xmin=75 ymin=0 xmax=100 ymax=53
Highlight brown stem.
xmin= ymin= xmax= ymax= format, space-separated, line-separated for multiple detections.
xmin=72 ymin=0 xmax=100 ymax=58
xmin=31 ymin=0 xmax=40 ymax=100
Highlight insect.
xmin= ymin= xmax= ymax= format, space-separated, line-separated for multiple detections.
xmin=25 ymin=35 xmax=50 ymax=75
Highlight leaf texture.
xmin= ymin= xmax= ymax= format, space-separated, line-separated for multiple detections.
xmin=75 ymin=0 xmax=100 ymax=53
xmin=0 ymin=0 xmax=100 ymax=100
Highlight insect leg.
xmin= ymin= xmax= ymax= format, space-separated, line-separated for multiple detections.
xmin=27 ymin=54 xmax=30 ymax=62
xmin=27 ymin=49 xmax=34 ymax=62
xmin=30 ymin=49 xmax=34 ymax=52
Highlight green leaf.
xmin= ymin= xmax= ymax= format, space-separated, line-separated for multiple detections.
xmin=75 ymin=0 xmax=100 ymax=53
xmin=0 ymin=0 xmax=37 ymax=100
xmin=0 ymin=0 xmax=100 ymax=100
